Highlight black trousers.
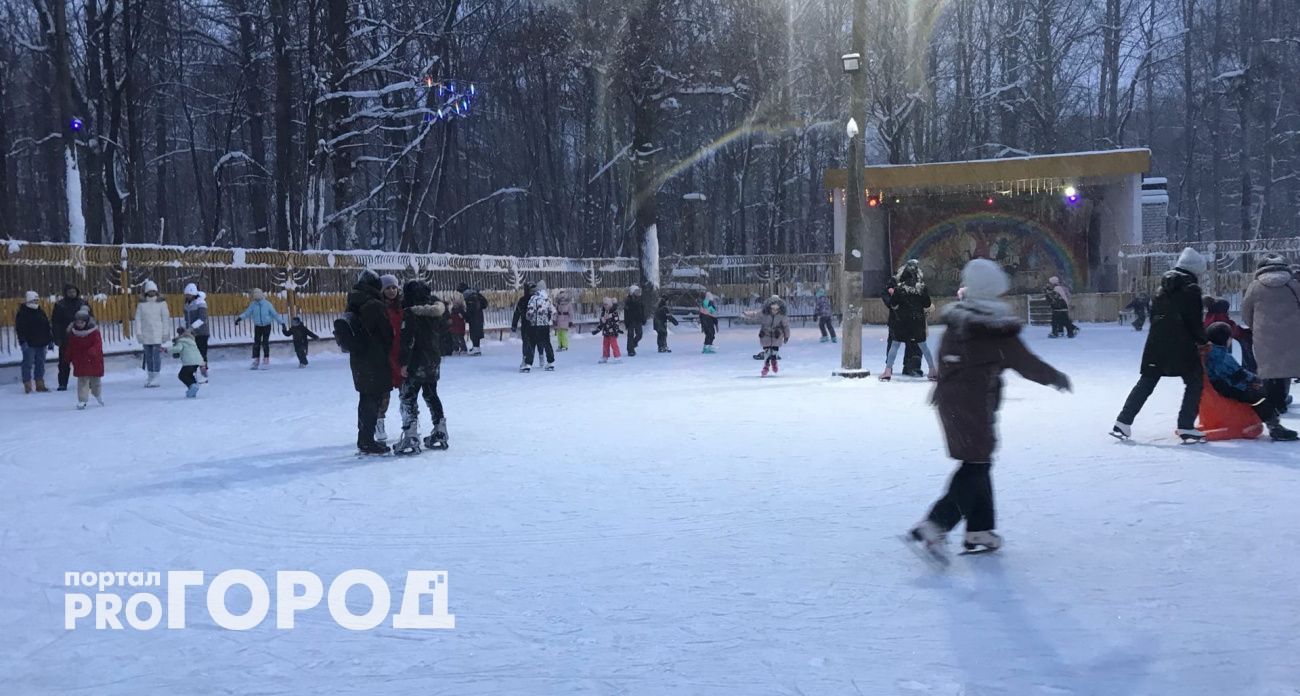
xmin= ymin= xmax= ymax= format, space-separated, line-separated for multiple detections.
xmin=252 ymin=325 xmax=272 ymax=358
xmin=1118 ymin=370 xmax=1203 ymax=431
xmin=1220 ymin=383 xmax=1279 ymax=422
xmin=519 ymin=326 xmax=534 ymax=363
xmin=294 ymin=343 xmax=309 ymax=365
xmin=927 ymin=462 xmax=995 ymax=533
xmin=527 ymin=326 xmax=554 ymax=365
xmin=357 ymin=391 xmax=385 ymax=446
xmin=178 ymin=365 xmax=199 ymax=387
xmin=657 ymin=329 xmax=669 ymax=350
xmin=468 ymin=322 xmax=484 ymax=348
xmin=818 ymin=316 xmax=837 ymax=339
xmin=57 ymin=340 xmax=73 ymax=389
xmin=399 ymin=379 xmax=444 ymax=437
xmin=627 ymin=324 xmax=644 ymax=353
xmin=1050 ymin=310 xmax=1078 ymax=336
xmin=1264 ymin=378 xmax=1290 ymax=414
xmin=1132 ymin=312 xmax=1146 ymax=331
xmin=195 ymin=335 xmax=210 ymax=364
xmin=701 ymin=316 xmax=717 ymax=346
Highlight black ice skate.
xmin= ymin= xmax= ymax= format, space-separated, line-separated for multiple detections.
xmin=1176 ymin=428 xmax=1207 ymax=444
xmin=424 ymin=418 xmax=449 ymax=450
xmin=961 ymin=530 xmax=1002 ymax=554
xmin=1266 ymin=419 xmax=1299 ymax=442
xmin=357 ymin=441 xmax=391 ymax=456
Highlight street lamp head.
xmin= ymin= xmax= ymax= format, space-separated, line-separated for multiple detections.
xmin=841 ymin=53 xmax=862 ymax=74
xmin=846 ymin=118 xmax=859 ymax=138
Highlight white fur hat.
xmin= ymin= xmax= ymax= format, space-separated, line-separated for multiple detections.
xmin=1176 ymin=247 xmax=1207 ymax=276
xmin=961 ymin=259 xmax=1010 ymax=300
xmin=183 ymin=283 xmax=200 ymax=296
xmin=143 ymin=280 xmax=158 ymax=294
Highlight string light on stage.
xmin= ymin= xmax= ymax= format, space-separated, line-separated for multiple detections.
xmin=1064 ymin=186 xmax=1080 ymax=204
xmin=69 ymin=117 xmax=84 ymax=133
xmin=867 ymin=196 xmax=880 ymax=208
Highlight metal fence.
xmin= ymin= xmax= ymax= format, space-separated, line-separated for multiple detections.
xmin=1 ymin=242 xmax=844 ymax=362
xmin=1119 ymin=237 xmax=1300 ymax=306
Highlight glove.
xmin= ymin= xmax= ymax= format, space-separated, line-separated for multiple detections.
xmin=234 ymin=318 xmax=242 ymax=326
xmin=591 ymin=329 xmax=599 ymax=335
xmin=1053 ymin=374 xmax=1072 ymax=393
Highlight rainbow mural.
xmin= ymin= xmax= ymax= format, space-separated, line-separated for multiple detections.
xmin=890 ymin=206 xmax=1091 ymax=296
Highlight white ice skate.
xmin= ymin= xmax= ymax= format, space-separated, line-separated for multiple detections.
xmin=393 ymin=432 xmax=422 ymax=456
xmin=1110 ymin=421 xmax=1132 ymax=441
xmin=961 ymin=530 xmax=1002 ymax=554
xmin=1176 ymin=428 xmax=1206 ymax=445
xmin=544 ymin=363 xmax=555 ymax=371
xmin=519 ymin=361 xmax=532 ymax=373
xmin=145 ymin=372 xmax=158 ymax=388
xmin=424 ymin=418 xmax=449 ymax=450
xmin=249 ymin=359 xmax=260 ymax=370
xmin=468 ymin=346 xmax=481 ymax=356
xmin=902 ymin=520 xmax=950 ymax=569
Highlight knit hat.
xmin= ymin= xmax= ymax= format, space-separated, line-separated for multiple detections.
xmin=379 ymin=274 xmax=400 ymax=291
xmin=251 ymin=288 xmax=266 ymax=301
xmin=357 ymin=269 xmax=381 ymax=290
xmin=1206 ymin=322 xmax=1233 ymax=347
xmin=602 ymin=296 xmax=614 ymax=308
xmin=629 ymin=284 xmax=641 ymax=296
xmin=291 ymin=316 xmax=303 ymax=325
xmin=24 ymin=290 xmax=39 ymax=305
xmin=1259 ymin=254 xmax=1289 ymax=272
xmin=456 ymin=282 xmax=470 ymax=293
xmin=960 ymin=258 xmax=1010 ymax=300
xmin=1048 ymin=276 xmax=1060 ymax=286
xmin=1176 ymin=247 xmax=1207 ymax=276
xmin=143 ymin=280 xmax=158 ymax=294
xmin=402 ymin=280 xmax=431 ymax=307
xmin=183 ymin=283 xmax=200 ymax=297
xmin=74 ymin=306 xmax=91 ymax=320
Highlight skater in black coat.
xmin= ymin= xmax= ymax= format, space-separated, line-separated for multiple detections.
xmin=882 ymin=278 xmax=922 ymax=375
xmin=907 ymin=259 xmax=1070 ymax=564
xmin=1124 ymin=294 xmax=1150 ymax=331
xmin=282 ymin=317 xmax=320 ymax=367
xmin=455 ymin=282 xmax=489 ymax=354
xmin=1112 ymin=247 xmax=1209 ymax=442
xmin=51 ymin=283 xmax=91 ymax=391
xmin=511 ymin=282 xmax=538 ymax=368
xmin=654 ymin=297 xmax=679 ymax=352
xmin=395 ymin=280 xmax=449 ymax=453
xmin=346 ymin=270 xmax=395 ymax=454
xmin=16 ymin=291 xmax=53 ymax=392
xmin=624 ymin=285 xmax=647 ymax=356
xmin=881 ymin=260 xmax=936 ymax=381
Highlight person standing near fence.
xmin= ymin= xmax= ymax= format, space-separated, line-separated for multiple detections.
xmin=456 ymin=282 xmax=488 ymax=356
xmin=183 ymin=284 xmax=210 ymax=381
xmin=553 ymin=289 xmax=575 ymax=352
xmin=700 ymin=291 xmax=719 ymax=354
xmin=1242 ymin=255 xmax=1300 ymax=415
xmin=52 ymin=283 xmax=91 ymax=392
xmin=282 ymin=317 xmax=320 ymax=367
xmin=624 ymin=285 xmax=646 ymax=356
xmin=235 ymin=288 xmax=286 ymax=370
xmin=134 ymin=280 xmax=172 ymax=388
xmin=815 ymin=288 xmax=837 ymax=344
xmin=15 ymin=290 xmax=53 ymax=394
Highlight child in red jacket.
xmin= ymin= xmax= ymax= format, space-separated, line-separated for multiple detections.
xmin=66 ymin=307 xmax=105 ymax=409
xmin=449 ymin=299 xmax=468 ymax=355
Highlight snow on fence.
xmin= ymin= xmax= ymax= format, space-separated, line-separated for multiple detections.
xmin=0 ymin=242 xmax=844 ymax=363
xmin=1119 ymin=237 xmax=1300 ymax=306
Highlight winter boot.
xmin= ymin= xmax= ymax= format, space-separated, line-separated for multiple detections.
xmin=1110 ymin=421 xmax=1132 ymax=441
xmin=1266 ymin=418 xmax=1299 ymax=442
xmin=35 ymin=379 xmax=48 ymax=393
xmin=393 ymin=433 xmax=422 ymax=456
xmin=1176 ymin=428 xmax=1207 ymax=444
xmin=905 ymin=520 xmax=949 ymax=567
xmin=23 ymin=381 xmax=32 ymax=394
xmin=424 ymin=418 xmax=449 ymax=450
xmin=963 ymin=530 xmax=1003 ymax=553
xmin=186 ymin=383 xmax=200 ymax=398
xmin=375 ymin=420 xmax=387 ymax=443
xmin=879 ymin=367 xmax=893 ymax=382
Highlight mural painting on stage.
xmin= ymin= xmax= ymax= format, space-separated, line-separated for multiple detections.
xmin=887 ymin=196 xmax=1093 ymax=296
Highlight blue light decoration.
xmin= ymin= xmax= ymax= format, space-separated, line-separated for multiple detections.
xmin=69 ymin=117 xmax=84 ymax=133
xmin=1064 ymin=186 xmax=1080 ymax=205
xmin=416 ymin=78 xmax=479 ymax=124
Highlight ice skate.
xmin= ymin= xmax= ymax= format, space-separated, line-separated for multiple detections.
xmin=145 ymin=372 xmax=158 ymax=388
xmin=879 ymin=367 xmax=893 ymax=382
xmin=249 ymin=359 xmax=260 ymax=370
xmin=357 ymin=441 xmax=391 ymax=456
xmin=76 ymin=401 xmax=87 ymax=410
xmin=424 ymin=418 xmax=449 ymax=450
xmin=820 ymin=336 xmax=829 ymax=343
xmin=962 ymin=530 xmax=1002 ymax=554
xmin=393 ymin=433 xmax=422 ymax=456
xmin=544 ymin=362 xmax=555 ymax=371
xmin=262 ymin=357 xmax=270 ymax=369
xmin=753 ymin=351 xmax=766 ymax=360
xmin=927 ymin=369 xmax=939 ymax=382
xmin=468 ymin=346 xmax=481 ymax=356
xmin=599 ymin=357 xmax=608 ymax=364
xmin=200 ymin=365 xmax=209 ymax=383
xmin=1110 ymin=421 xmax=1132 ymax=441
xmin=1266 ymin=419 xmax=1298 ymax=441
xmin=23 ymin=381 xmax=32 ymax=394
xmin=831 ymin=336 xmax=838 ymax=343
xmin=1176 ymin=428 xmax=1207 ymax=444
xmin=375 ymin=420 xmax=387 ymax=443
xmin=1047 ymin=332 xmax=1061 ymax=339
xmin=761 ymin=360 xmax=770 ymax=377
xmin=298 ymin=363 xmax=307 ymax=368
xmin=902 ymin=520 xmax=949 ymax=568
xmin=520 ymin=361 xmax=531 ymax=373
xmin=94 ymin=395 xmax=104 ymax=406
xmin=185 ymin=383 xmax=200 ymax=398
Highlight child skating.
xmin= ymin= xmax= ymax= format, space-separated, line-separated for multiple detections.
xmin=815 ymin=289 xmax=836 ymax=343
xmin=654 ymin=297 xmax=679 ymax=352
xmin=700 ymin=292 xmax=719 ymax=354
xmin=282 ymin=317 xmax=320 ymax=367
xmin=234 ymin=288 xmax=286 ymax=369
xmin=905 ymin=259 xmax=1071 ymax=567
xmin=757 ymin=295 xmax=789 ymax=376
xmin=592 ymin=297 xmax=623 ymax=363
xmin=449 ymin=299 xmax=469 ymax=355
xmin=172 ymin=324 xmax=205 ymax=397
xmin=394 ymin=280 xmax=450 ymax=454
xmin=66 ymin=307 xmax=105 ymax=410
xmin=553 ymin=289 xmax=575 ymax=352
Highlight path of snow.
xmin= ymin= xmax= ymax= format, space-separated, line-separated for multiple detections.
xmin=1 ymin=325 xmax=1297 ymax=694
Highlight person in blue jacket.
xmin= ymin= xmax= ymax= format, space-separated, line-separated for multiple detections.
xmin=234 ymin=288 xmax=286 ymax=369
xmin=1205 ymin=322 xmax=1296 ymax=441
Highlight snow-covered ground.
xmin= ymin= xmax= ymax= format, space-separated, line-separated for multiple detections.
xmin=2 ymin=324 xmax=1298 ymax=695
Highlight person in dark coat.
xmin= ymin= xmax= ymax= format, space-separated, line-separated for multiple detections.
xmin=907 ymin=259 xmax=1070 ymax=564
xmin=455 ymin=282 xmax=489 ymax=355
xmin=882 ymin=277 xmax=922 ymax=375
xmin=282 ymin=317 xmax=321 ymax=367
xmin=624 ymin=285 xmax=647 ymax=356
xmin=511 ymin=282 xmax=538 ymax=370
xmin=346 ymin=270 xmax=395 ymax=454
xmin=51 ymin=283 xmax=91 ymax=391
xmin=881 ymin=260 xmax=936 ymax=381
xmin=1204 ymin=322 xmax=1297 ymax=441
xmin=394 ymin=280 xmax=449 ymax=453
xmin=1124 ymin=293 xmax=1150 ymax=331
xmin=654 ymin=297 xmax=680 ymax=352
xmin=15 ymin=290 xmax=53 ymax=393
xmin=1112 ymin=247 xmax=1210 ymax=442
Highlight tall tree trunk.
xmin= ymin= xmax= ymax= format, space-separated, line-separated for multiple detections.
xmin=270 ymin=0 xmax=294 ymax=249
xmin=236 ymin=0 xmax=272 ymax=248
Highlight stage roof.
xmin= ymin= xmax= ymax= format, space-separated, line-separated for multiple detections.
xmin=823 ymin=148 xmax=1150 ymax=193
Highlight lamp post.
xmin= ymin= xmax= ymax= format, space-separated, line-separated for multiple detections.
xmin=836 ymin=53 xmax=869 ymax=377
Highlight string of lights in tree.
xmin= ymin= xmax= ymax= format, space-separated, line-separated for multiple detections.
xmin=829 ymin=183 xmax=1087 ymax=209
xmin=416 ymin=77 xmax=479 ymax=123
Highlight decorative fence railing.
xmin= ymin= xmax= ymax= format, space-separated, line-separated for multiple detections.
xmin=1119 ymin=237 xmax=1300 ymax=305
xmin=0 ymin=242 xmax=844 ymax=363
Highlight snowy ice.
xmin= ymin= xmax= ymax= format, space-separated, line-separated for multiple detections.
xmin=1 ymin=325 xmax=1297 ymax=694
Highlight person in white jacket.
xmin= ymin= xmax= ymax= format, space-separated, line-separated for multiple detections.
xmin=134 ymin=280 xmax=172 ymax=387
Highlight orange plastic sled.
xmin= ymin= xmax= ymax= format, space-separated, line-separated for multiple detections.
xmin=1196 ymin=367 xmax=1263 ymax=441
